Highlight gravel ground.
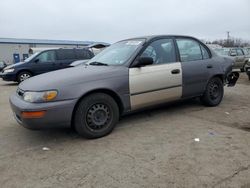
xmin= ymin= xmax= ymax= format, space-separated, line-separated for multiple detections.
xmin=0 ymin=74 xmax=249 ymax=188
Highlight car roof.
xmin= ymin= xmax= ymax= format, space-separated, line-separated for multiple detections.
xmin=120 ymin=35 xmax=200 ymax=42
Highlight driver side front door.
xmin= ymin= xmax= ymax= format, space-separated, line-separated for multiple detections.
xmin=129 ymin=38 xmax=183 ymax=110
xmin=31 ymin=50 xmax=57 ymax=75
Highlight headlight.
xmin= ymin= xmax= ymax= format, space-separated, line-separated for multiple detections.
xmin=3 ymin=68 xmax=15 ymax=73
xmin=23 ymin=90 xmax=58 ymax=103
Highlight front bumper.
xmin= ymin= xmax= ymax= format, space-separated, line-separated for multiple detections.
xmin=226 ymin=71 xmax=239 ymax=87
xmin=9 ymin=93 xmax=77 ymax=129
xmin=0 ymin=72 xmax=17 ymax=81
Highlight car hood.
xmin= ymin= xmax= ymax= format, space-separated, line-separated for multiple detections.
xmin=19 ymin=65 xmax=128 ymax=91
xmin=70 ymin=60 xmax=89 ymax=67
xmin=4 ymin=62 xmax=26 ymax=70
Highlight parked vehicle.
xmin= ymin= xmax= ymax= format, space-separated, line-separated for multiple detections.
xmin=70 ymin=59 xmax=89 ymax=67
xmin=246 ymin=68 xmax=250 ymax=80
xmin=214 ymin=47 xmax=250 ymax=71
xmin=0 ymin=61 xmax=7 ymax=71
xmin=10 ymin=35 xmax=238 ymax=139
xmin=245 ymin=58 xmax=250 ymax=80
xmin=0 ymin=48 xmax=94 ymax=83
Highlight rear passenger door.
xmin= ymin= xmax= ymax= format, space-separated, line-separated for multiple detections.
xmin=176 ymin=38 xmax=211 ymax=98
xmin=129 ymin=38 xmax=183 ymax=110
xmin=56 ymin=49 xmax=77 ymax=69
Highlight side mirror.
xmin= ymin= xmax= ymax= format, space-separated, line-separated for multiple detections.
xmin=34 ymin=58 xmax=39 ymax=63
xmin=230 ymin=52 xmax=237 ymax=56
xmin=133 ymin=57 xmax=153 ymax=67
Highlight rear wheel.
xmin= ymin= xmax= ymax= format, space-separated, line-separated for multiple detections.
xmin=17 ymin=71 xmax=32 ymax=83
xmin=200 ymin=77 xmax=224 ymax=107
xmin=74 ymin=93 xmax=119 ymax=139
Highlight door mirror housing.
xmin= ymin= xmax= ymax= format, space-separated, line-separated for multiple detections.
xmin=34 ymin=58 xmax=39 ymax=63
xmin=133 ymin=57 xmax=153 ymax=67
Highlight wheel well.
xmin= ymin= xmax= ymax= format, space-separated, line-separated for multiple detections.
xmin=71 ymin=89 xmax=124 ymax=128
xmin=212 ymin=74 xmax=224 ymax=83
xmin=16 ymin=70 xmax=33 ymax=80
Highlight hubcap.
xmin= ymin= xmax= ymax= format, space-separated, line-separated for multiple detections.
xmin=209 ymin=82 xmax=220 ymax=100
xmin=86 ymin=103 xmax=111 ymax=131
xmin=20 ymin=73 xmax=31 ymax=81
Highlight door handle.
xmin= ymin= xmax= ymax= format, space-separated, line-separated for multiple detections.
xmin=171 ymin=69 xmax=180 ymax=74
xmin=207 ymin=65 xmax=213 ymax=69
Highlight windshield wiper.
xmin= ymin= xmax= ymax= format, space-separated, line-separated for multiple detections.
xmin=89 ymin=62 xmax=108 ymax=66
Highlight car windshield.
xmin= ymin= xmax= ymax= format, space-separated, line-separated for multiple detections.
xmin=87 ymin=39 xmax=145 ymax=66
xmin=24 ymin=52 xmax=40 ymax=62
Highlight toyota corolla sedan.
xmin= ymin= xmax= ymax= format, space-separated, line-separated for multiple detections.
xmin=10 ymin=35 xmax=239 ymax=139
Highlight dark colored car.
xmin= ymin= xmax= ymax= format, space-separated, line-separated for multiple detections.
xmin=0 ymin=48 xmax=94 ymax=83
xmin=10 ymin=35 xmax=238 ymax=139
xmin=0 ymin=61 xmax=7 ymax=71
xmin=246 ymin=68 xmax=250 ymax=80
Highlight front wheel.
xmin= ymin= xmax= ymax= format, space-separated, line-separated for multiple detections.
xmin=200 ymin=77 xmax=224 ymax=107
xmin=74 ymin=93 xmax=119 ymax=139
xmin=17 ymin=71 xmax=32 ymax=83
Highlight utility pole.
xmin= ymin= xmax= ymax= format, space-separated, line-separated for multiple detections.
xmin=227 ymin=31 xmax=230 ymax=41
xmin=226 ymin=31 xmax=230 ymax=47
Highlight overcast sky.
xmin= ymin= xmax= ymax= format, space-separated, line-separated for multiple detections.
xmin=0 ymin=0 xmax=249 ymax=43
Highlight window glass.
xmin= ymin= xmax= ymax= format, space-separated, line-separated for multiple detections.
xmin=236 ymin=49 xmax=244 ymax=56
xmin=141 ymin=39 xmax=176 ymax=64
xmin=88 ymin=39 xmax=145 ymax=65
xmin=36 ymin=51 xmax=56 ymax=62
xmin=57 ymin=49 xmax=75 ymax=60
xmin=75 ymin=49 xmax=93 ymax=59
xmin=200 ymin=45 xmax=210 ymax=59
xmin=243 ymin=49 xmax=249 ymax=55
xmin=176 ymin=39 xmax=203 ymax=62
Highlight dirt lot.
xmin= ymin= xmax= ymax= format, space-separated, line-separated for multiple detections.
xmin=0 ymin=74 xmax=250 ymax=188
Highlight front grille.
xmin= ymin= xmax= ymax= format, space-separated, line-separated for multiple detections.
xmin=16 ymin=88 xmax=24 ymax=97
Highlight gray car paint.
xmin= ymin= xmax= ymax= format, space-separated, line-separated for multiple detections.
xmin=10 ymin=35 xmax=234 ymax=129
xmin=19 ymin=65 xmax=131 ymax=112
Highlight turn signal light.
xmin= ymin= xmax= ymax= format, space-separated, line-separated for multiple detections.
xmin=21 ymin=111 xmax=46 ymax=119
xmin=43 ymin=91 xmax=57 ymax=101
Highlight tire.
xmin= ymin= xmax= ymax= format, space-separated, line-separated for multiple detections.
xmin=240 ymin=67 xmax=244 ymax=72
xmin=248 ymin=75 xmax=250 ymax=81
xmin=74 ymin=93 xmax=119 ymax=139
xmin=17 ymin=71 xmax=32 ymax=83
xmin=200 ymin=77 xmax=224 ymax=107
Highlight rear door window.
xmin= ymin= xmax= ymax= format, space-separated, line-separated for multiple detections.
xmin=176 ymin=39 xmax=203 ymax=62
xmin=200 ymin=45 xmax=210 ymax=59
